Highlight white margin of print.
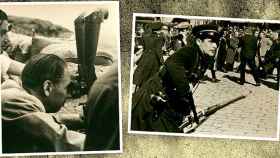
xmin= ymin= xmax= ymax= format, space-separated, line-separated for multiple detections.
xmin=0 ymin=1 xmax=123 ymax=156
xmin=127 ymin=12 xmax=280 ymax=142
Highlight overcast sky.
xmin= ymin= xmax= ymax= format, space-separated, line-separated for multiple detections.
xmin=0 ymin=1 xmax=120 ymax=58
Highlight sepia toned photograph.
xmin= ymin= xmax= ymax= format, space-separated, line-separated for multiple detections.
xmin=128 ymin=13 xmax=280 ymax=141
xmin=0 ymin=1 xmax=122 ymax=156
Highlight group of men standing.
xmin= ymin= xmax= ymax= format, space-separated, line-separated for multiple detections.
xmin=216 ymin=26 xmax=280 ymax=87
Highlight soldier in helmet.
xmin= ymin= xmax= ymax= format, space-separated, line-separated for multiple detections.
xmin=131 ymin=24 xmax=219 ymax=132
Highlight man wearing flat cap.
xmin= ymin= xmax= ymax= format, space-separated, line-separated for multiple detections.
xmin=131 ymin=24 xmax=219 ymax=132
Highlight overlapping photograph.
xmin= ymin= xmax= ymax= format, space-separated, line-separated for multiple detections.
xmin=128 ymin=13 xmax=280 ymax=141
xmin=0 ymin=1 xmax=121 ymax=156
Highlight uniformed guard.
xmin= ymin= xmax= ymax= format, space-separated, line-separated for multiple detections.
xmin=131 ymin=24 xmax=220 ymax=133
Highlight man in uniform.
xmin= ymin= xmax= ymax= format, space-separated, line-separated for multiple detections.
xmin=131 ymin=24 xmax=219 ymax=133
xmin=2 ymin=54 xmax=85 ymax=153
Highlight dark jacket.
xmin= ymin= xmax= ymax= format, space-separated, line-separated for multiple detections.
xmin=240 ymin=34 xmax=258 ymax=59
xmin=265 ymin=40 xmax=280 ymax=62
xmin=163 ymin=44 xmax=202 ymax=97
xmin=162 ymin=44 xmax=210 ymax=114
xmin=131 ymin=44 xmax=211 ymax=132
xmin=85 ymin=63 xmax=120 ymax=151
xmin=133 ymin=32 xmax=164 ymax=87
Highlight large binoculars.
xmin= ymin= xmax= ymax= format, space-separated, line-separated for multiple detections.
xmin=73 ymin=10 xmax=108 ymax=97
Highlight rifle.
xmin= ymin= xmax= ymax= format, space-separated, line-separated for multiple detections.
xmin=179 ymin=91 xmax=251 ymax=133
xmin=68 ymin=10 xmax=108 ymax=98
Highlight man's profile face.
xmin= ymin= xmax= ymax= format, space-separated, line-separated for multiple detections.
xmin=47 ymin=66 xmax=71 ymax=113
xmin=197 ymin=38 xmax=217 ymax=57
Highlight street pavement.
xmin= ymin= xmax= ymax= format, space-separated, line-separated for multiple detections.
xmin=191 ymin=68 xmax=279 ymax=140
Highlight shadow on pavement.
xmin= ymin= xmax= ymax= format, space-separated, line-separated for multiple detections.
xmin=223 ymin=74 xmax=255 ymax=86
xmin=201 ymin=75 xmax=221 ymax=83
xmin=222 ymin=75 xmax=240 ymax=84
xmin=260 ymin=78 xmax=279 ymax=90
xmin=223 ymin=74 xmax=279 ymax=90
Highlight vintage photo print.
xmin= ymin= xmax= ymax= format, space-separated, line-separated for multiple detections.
xmin=128 ymin=13 xmax=280 ymax=141
xmin=0 ymin=1 xmax=122 ymax=156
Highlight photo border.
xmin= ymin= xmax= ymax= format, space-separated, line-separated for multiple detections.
xmin=128 ymin=12 xmax=280 ymax=142
xmin=0 ymin=1 xmax=123 ymax=156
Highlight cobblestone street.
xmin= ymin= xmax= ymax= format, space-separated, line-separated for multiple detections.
xmin=191 ymin=68 xmax=279 ymax=140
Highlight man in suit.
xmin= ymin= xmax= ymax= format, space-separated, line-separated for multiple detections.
xmin=239 ymin=28 xmax=261 ymax=86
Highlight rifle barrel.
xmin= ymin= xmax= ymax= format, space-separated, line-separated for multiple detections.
xmin=204 ymin=95 xmax=246 ymax=116
xmin=179 ymin=93 xmax=249 ymax=131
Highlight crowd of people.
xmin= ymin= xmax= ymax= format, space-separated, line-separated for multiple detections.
xmin=0 ymin=10 xmax=120 ymax=153
xmin=131 ymin=17 xmax=280 ymax=133
xmin=133 ymin=18 xmax=280 ymax=89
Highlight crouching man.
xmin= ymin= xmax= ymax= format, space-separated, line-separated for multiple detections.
xmin=1 ymin=54 xmax=85 ymax=153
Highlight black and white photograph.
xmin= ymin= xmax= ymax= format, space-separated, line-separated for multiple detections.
xmin=128 ymin=13 xmax=280 ymax=141
xmin=0 ymin=1 xmax=122 ymax=156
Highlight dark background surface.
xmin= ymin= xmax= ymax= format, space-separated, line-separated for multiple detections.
xmin=1 ymin=0 xmax=280 ymax=157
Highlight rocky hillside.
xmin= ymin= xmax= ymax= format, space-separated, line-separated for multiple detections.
xmin=8 ymin=15 xmax=73 ymax=38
